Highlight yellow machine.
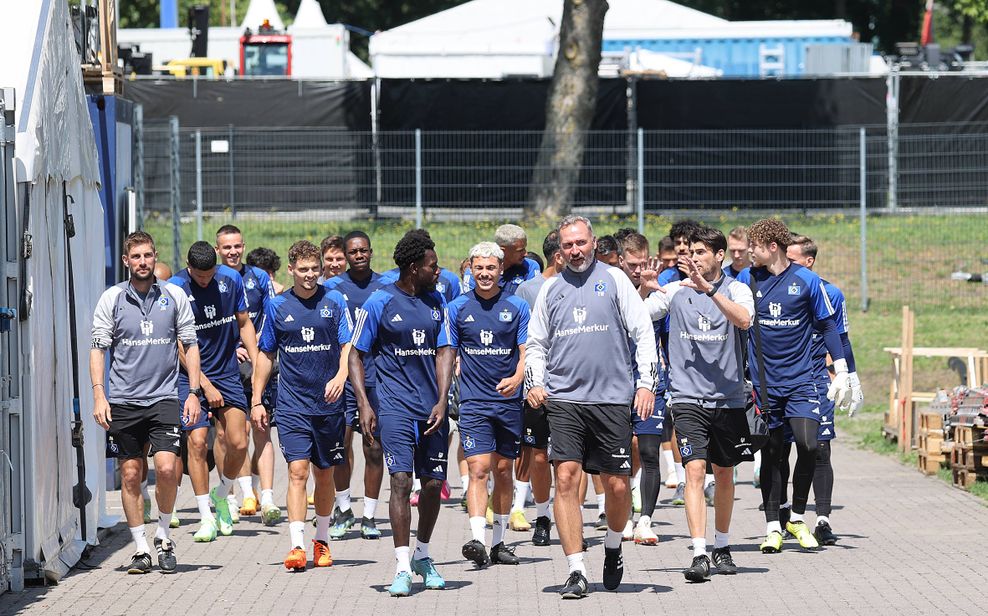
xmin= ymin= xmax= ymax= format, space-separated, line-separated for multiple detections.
xmin=158 ymin=58 xmax=227 ymax=78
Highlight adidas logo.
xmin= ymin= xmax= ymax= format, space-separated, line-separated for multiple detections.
xmin=285 ymin=314 xmax=295 ymax=322
xmin=741 ymin=448 xmax=751 ymax=456
xmin=465 ymin=315 xmax=475 ymax=323
xmin=391 ymin=314 xmax=403 ymax=322
xmin=619 ymin=460 xmax=631 ymax=469
xmin=432 ymin=465 xmax=443 ymax=473
xmin=822 ymin=429 xmax=831 ymax=436
xmin=334 ymin=453 xmax=344 ymax=460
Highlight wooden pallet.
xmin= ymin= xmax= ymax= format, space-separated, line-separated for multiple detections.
xmin=950 ymin=444 xmax=988 ymax=471
xmin=918 ymin=451 xmax=945 ymax=475
xmin=952 ymin=466 xmax=978 ymax=489
xmin=918 ymin=430 xmax=944 ymax=454
xmin=919 ymin=412 xmax=944 ymax=432
xmin=953 ymin=425 xmax=987 ymax=447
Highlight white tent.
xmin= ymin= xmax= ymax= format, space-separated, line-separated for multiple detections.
xmin=0 ymin=0 xmax=107 ymax=586
xmin=293 ymin=0 xmax=329 ymax=28
xmin=369 ymin=0 xmax=725 ymax=78
xmin=241 ymin=0 xmax=285 ymax=30
xmin=626 ymin=48 xmax=722 ymax=78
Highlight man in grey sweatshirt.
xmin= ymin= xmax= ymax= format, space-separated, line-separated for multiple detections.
xmin=91 ymin=231 xmax=202 ymax=575
xmin=526 ymin=216 xmax=657 ymax=598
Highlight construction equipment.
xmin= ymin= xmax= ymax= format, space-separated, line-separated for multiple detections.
xmin=240 ymin=19 xmax=293 ymax=77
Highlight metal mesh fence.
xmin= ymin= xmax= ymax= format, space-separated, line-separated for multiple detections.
xmin=140 ymin=124 xmax=988 ymax=314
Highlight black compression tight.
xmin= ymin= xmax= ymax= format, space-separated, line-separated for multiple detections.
xmin=637 ymin=434 xmax=662 ymax=518
xmin=813 ymin=440 xmax=834 ymax=517
xmin=760 ymin=418 xmax=819 ymax=520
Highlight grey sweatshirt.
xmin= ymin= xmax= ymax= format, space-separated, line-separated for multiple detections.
xmin=526 ymin=259 xmax=657 ymax=405
xmin=91 ymin=279 xmax=198 ymax=405
xmin=645 ymin=278 xmax=753 ymax=408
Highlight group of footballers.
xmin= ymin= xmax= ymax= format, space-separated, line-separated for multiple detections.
xmin=91 ymin=214 xmax=863 ymax=597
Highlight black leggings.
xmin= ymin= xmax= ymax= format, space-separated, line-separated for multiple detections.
xmin=759 ymin=418 xmax=818 ymax=521
xmin=780 ymin=439 xmax=833 ymax=517
xmin=637 ymin=434 xmax=662 ymax=518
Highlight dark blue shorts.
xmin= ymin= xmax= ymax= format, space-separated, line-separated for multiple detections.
xmin=784 ymin=372 xmax=835 ymax=442
xmin=276 ymin=411 xmax=346 ymax=469
xmin=457 ymin=400 xmax=523 ymax=459
xmin=179 ymin=371 xmax=249 ymax=431
xmin=344 ymin=382 xmax=381 ymax=438
xmin=379 ymin=411 xmax=450 ymax=480
xmin=633 ymin=395 xmax=666 ymax=437
xmin=762 ymin=380 xmax=823 ymax=431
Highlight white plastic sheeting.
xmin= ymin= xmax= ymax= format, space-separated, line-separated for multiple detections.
xmin=369 ymin=0 xmax=725 ymax=78
xmin=626 ymin=48 xmax=722 ymax=78
xmin=1 ymin=0 xmax=106 ymax=581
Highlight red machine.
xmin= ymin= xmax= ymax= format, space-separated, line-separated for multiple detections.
xmin=239 ymin=19 xmax=292 ymax=76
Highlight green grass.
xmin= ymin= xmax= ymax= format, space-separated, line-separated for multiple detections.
xmin=144 ymin=210 xmax=988 ymax=499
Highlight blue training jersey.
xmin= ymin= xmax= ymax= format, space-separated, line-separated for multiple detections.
xmin=463 ymin=256 xmax=541 ymax=296
xmin=169 ymin=265 xmax=248 ymax=378
xmin=379 ymin=267 xmax=462 ymax=303
xmin=238 ymin=264 xmax=274 ymax=332
xmin=258 ymin=286 xmax=351 ymax=416
xmin=324 ymin=271 xmax=386 ymax=385
xmin=812 ymin=279 xmax=849 ymax=364
xmin=352 ymin=283 xmax=451 ymax=419
xmin=447 ymin=290 xmax=530 ymax=404
xmin=735 ymin=263 xmax=835 ymax=389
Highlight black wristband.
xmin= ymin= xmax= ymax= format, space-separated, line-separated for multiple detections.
xmin=251 ymin=403 xmax=265 ymax=409
xmin=706 ymin=276 xmax=725 ymax=297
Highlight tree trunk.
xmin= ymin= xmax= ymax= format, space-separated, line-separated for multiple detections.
xmin=526 ymin=0 xmax=608 ymax=220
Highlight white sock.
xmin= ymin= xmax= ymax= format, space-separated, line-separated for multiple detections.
xmin=195 ymin=494 xmax=213 ymax=521
xmin=781 ymin=501 xmax=791 ymax=510
xmin=767 ymin=521 xmax=782 ymax=535
xmin=461 ymin=474 xmax=470 ymax=493
xmin=596 ymin=494 xmax=606 ymax=511
xmin=227 ymin=493 xmax=238 ymax=510
xmin=260 ymin=489 xmax=274 ymax=508
xmin=604 ymin=528 xmax=622 ymax=549
xmin=675 ymin=462 xmax=686 ymax=484
xmin=364 ymin=497 xmax=378 ymax=520
xmin=140 ymin=480 xmax=150 ymax=501
xmin=492 ymin=514 xmax=508 ymax=546
xmin=637 ymin=514 xmax=651 ymax=528
xmin=252 ymin=474 xmax=261 ymax=496
xmin=238 ymin=476 xmax=255 ymax=500
xmin=714 ymin=531 xmax=730 ymax=549
xmin=413 ymin=541 xmax=429 ymax=561
xmin=566 ymin=552 xmax=587 ymax=575
xmin=315 ymin=514 xmax=331 ymax=542
xmin=632 ymin=468 xmax=642 ymax=490
xmin=215 ymin=474 xmax=235 ymax=498
xmin=536 ymin=500 xmax=552 ymax=520
xmin=817 ymin=515 xmax=830 ymax=526
xmin=130 ymin=525 xmax=150 ymax=554
xmin=692 ymin=537 xmax=706 ymax=557
xmin=395 ymin=546 xmax=411 ymax=574
xmin=661 ymin=449 xmax=675 ymax=476
xmin=704 ymin=474 xmax=714 ymax=488
xmin=753 ymin=450 xmax=762 ymax=468
xmin=512 ymin=480 xmax=529 ymax=512
xmin=156 ymin=512 xmax=171 ymax=541
xmin=469 ymin=516 xmax=486 ymax=544
xmin=790 ymin=511 xmax=804 ymax=523
xmin=289 ymin=520 xmax=305 ymax=549
xmin=412 ymin=478 xmax=421 ymax=492
xmin=335 ymin=488 xmax=352 ymax=513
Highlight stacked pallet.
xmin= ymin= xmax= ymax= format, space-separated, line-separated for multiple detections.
xmin=946 ymin=387 xmax=988 ymax=490
xmin=917 ymin=412 xmax=947 ymax=475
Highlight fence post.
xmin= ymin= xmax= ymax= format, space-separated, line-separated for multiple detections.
xmin=194 ymin=129 xmax=203 ymax=242
xmin=133 ymin=105 xmax=144 ymax=229
xmin=636 ymin=127 xmax=644 ymax=233
xmin=228 ymin=124 xmax=236 ymax=219
xmin=886 ymin=68 xmax=899 ymax=210
xmin=859 ymin=127 xmax=869 ymax=312
xmin=169 ymin=117 xmax=182 ymax=271
xmin=415 ymin=129 xmax=423 ymax=228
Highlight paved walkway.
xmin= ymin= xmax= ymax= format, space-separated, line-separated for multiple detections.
xmin=3 ymin=438 xmax=987 ymax=616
